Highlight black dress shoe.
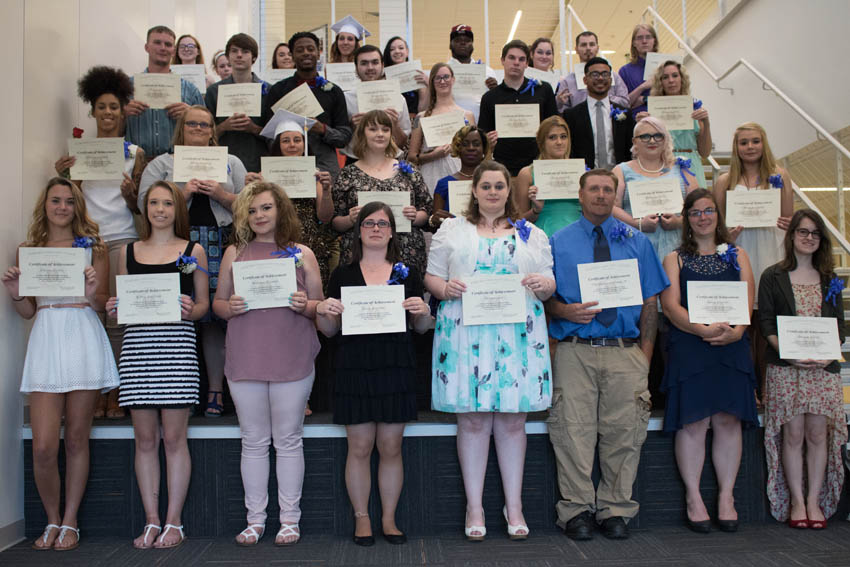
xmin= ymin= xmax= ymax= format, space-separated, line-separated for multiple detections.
xmin=716 ymin=519 xmax=738 ymax=533
xmin=599 ymin=516 xmax=629 ymax=539
xmin=352 ymin=534 xmax=375 ymax=546
xmin=686 ymin=518 xmax=712 ymax=533
xmin=564 ymin=511 xmax=594 ymax=541
xmin=383 ymin=532 xmax=407 ymax=545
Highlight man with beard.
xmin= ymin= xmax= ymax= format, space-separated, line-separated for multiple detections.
xmin=555 ymin=32 xmax=629 ymax=113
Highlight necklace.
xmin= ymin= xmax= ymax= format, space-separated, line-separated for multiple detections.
xmin=636 ymin=157 xmax=664 ymax=173
xmin=456 ymin=171 xmax=473 ymax=178
xmin=481 ymin=219 xmax=501 ymax=233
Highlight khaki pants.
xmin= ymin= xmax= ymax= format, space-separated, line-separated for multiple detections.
xmin=547 ymin=340 xmax=651 ymax=526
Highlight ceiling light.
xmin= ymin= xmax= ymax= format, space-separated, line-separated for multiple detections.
xmin=507 ymin=10 xmax=522 ymax=43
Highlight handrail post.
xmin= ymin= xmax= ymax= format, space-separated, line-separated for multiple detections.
xmin=681 ymin=0 xmax=688 ymax=44
xmin=560 ymin=0 xmax=568 ymax=76
xmin=839 ymin=149 xmax=846 ymax=266
xmin=566 ymin=2 xmax=573 ymax=75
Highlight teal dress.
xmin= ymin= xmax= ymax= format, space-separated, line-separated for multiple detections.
xmin=621 ymin=162 xmax=688 ymax=261
xmin=532 ymin=165 xmax=582 ymax=237
xmin=431 ymin=235 xmax=552 ymax=413
xmin=671 ymin=119 xmax=707 ymax=189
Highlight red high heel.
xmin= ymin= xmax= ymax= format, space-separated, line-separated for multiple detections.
xmin=808 ymin=509 xmax=827 ymax=530
xmin=788 ymin=517 xmax=809 ymax=529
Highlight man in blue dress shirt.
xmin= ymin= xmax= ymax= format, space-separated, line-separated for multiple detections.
xmin=546 ymin=169 xmax=669 ymax=541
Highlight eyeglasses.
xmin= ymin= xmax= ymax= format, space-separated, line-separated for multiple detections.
xmin=179 ymin=43 xmax=198 ymax=50
xmin=635 ymin=133 xmax=665 ymax=143
xmin=795 ymin=228 xmax=822 ymax=240
xmin=434 ymin=74 xmax=453 ymax=83
xmin=185 ymin=121 xmax=212 ymax=130
xmin=361 ymin=219 xmax=391 ymax=229
xmin=687 ymin=207 xmax=716 ymax=218
xmin=587 ymin=71 xmax=611 ymax=80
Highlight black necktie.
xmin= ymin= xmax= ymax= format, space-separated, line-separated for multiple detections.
xmin=593 ymin=226 xmax=616 ymax=327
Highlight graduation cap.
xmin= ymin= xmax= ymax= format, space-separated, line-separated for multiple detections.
xmin=260 ymin=109 xmax=317 ymax=154
xmin=332 ymin=15 xmax=370 ymax=40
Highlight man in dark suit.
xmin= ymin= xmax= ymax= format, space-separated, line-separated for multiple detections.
xmin=563 ymin=57 xmax=635 ymax=170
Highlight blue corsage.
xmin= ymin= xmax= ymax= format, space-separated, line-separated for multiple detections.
xmin=769 ymin=174 xmax=784 ymax=189
xmin=716 ymin=243 xmax=740 ymax=271
xmin=610 ymin=107 xmax=627 ymax=121
xmin=519 ymin=78 xmax=539 ymax=96
xmin=585 ymin=165 xmax=591 ymax=171
xmin=394 ymin=160 xmax=415 ymax=175
xmin=227 ymin=163 xmax=231 ymax=175
xmin=123 ymin=140 xmax=132 ymax=159
xmin=826 ymin=276 xmax=845 ymax=306
xmin=261 ymin=81 xmax=271 ymax=95
xmin=72 ymin=236 xmax=94 ymax=249
xmin=693 ymin=99 xmax=703 ymax=110
xmin=386 ymin=262 xmax=410 ymax=285
xmin=271 ymin=245 xmax=304 ymax=268
xmin=176 ymin=254 xmax=210 ymax=275
xmin=508 ymin=218 xmax=531 ymax=243
xmin=676 ymin=156 xmax=694 ymax=184
xmin=610 ymin=222 xmax=634 ymax=242
xmin=313 ymin=76 xmax=333 ymax=91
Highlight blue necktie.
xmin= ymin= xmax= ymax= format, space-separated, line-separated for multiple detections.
xmin=593 ymin=226 xmax=617 ymax=327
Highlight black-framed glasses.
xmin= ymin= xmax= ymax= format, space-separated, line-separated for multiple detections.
xmin=185 ymin=121 xmax=212 ymax=130
xmin=361 ymin=219 xmax=391 ymax=229
xmin=795 ymin=228 xmax=822 ymax=240
xmin=587 ymin=71 xmax=611 ymax=79
xmin=635 ymin=133 xmax=665 ymax=143
xmin=434 ymin=74 xmax=453 ymax=83
xmin=687 ymin=207 xmax=716 ymax=218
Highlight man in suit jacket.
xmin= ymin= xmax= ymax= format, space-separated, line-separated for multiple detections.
xmin=563 ymin=57 xmax=635 ymax=170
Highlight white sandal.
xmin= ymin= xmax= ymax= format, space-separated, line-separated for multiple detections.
xmin=54 ymin=525 xmax=80 ymax=551
xmin=275 ymin=522 xmax=300 ymax=546
xmin=235 ymin=523 xmax=265 ymax=546
xmin=503 ymin=506 xmax=529 ymax=540
xmin=32 ymin=523 xmax=59 ymax=550
xmin=464 ymin=512 xmax=486 ymax=542
xmin=155 ymin=524 xmax=185 ymax=549
xmin=134 ymin=524 xmax=161 ymax=549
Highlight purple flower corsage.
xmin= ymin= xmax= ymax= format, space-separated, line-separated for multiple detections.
xmin=826 ymin=276 xmax=845 ymax=306
xmin=394 ymin=160 xmax=415 ymax=175
xmin=519 ymin=78 xmax=539 ymax=96
xmin=769 ymin=174 xmax=784 ymax=189
xmin=610 ymin=107 xmax=627 ymax=121
xmin=386 ymin=262 xmax=410 ymax=285
xmin=271 ymin=245 xmax=304 ymax=268
xmin=508 ymin=218 xmax=531 ymax=243
xmin=123 ymin=140 xmax=132 ymax=159
xmin=610 ymin=222 xmax=634 ymax=242
xmin=72 ymin=236 xmax=94 ymax=248
xmin=693 ymin=98 xmax=703 ymax=110
xmin=716 ymin=243 xmax=740 ymax=271
xmin=176 ymin=254 xmax=210 ymax=275
xmin=676 ymin=156 xmax=694 ymax=184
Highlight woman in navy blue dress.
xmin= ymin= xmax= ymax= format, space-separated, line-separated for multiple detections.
xmin=660 ymin=188 xmax=758 ymax=533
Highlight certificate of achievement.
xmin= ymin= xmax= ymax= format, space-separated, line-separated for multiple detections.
xmin=575 ymin=62 xmax=587 ymax=90
xmin=383 ymin=60 xmax=423 ymax=93
xmin=495 ymin=104 xmax=540 ymax=138
xmin=264 ymin=68 xmax=296 ymax=83
xmin=357 ymin=191 xmax=412 ymax=232
xmin=260 ymin=156 xmax=316 ymax=199
xmin=687 ymin=281 xmax=750 ymax=325
xmin=448 ymin=180 xmax=472 ymax=217
xmin=325 ymin=62 xmax=360 ymax=92
xmin=173 ymin=145 xmax=228 ymax=183
xmin=116 ymin=273 xmax=181 ymax=325
xmin=216 ymin=82 xmax=262 ymax=117
xmin=533 ymin=159 xmax=586 ymax=200
xmin=133 ymin=73 xmax=181 ymax=108
xmin=420 ymin=110 xmax=466 ymax=147
xmin=271 ymin=82 xmax=325 ymax=118
xmin=170 ymin=64 xmax=206 ymax=94
xmin=68 ymin=137 xmax=125 ymax=180
xmin=643 ymin=52 xmax=684 ymax=81
xmin=523 ymin=66 xmax=557 ymax=89
xmin=356 ymin=79 xmax=404 ymax=114
xmin=232 ymin=258 xmax=297 ymax=310
xmin=648 ymin=95 xmax=693 ymax=130
xmin=577 ymin=258 xmax=643 ymax=309
xmin=341 ymin=285 xmax=406 ymax=335
xmin=462 ymin=274 xmax=526 ymax=326
xmin=450 ymin=63 xmax=487 ymax=97
xmin=627 ymin=176 xmax=684 ymax=218
xmin=725 ymin=189 xmax=781 ymax=228
xmin=777 ymin=316 xmax=841 ymax=360
xmin=19 ymin=247 xmax=85 ymax=297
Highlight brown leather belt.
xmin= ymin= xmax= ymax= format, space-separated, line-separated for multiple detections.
xmin=563 ymin=336 xmax=639 ymax=347
xmin=677 ymin=148 xmax=696 ymax=152
xmin=37 ymin=302 xmax=90 ymax=311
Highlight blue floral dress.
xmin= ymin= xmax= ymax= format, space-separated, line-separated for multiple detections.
xmin=431 ymin=234 xmax=551 ymax=413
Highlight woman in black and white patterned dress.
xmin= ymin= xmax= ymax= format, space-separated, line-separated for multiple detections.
xmin=106 ymin=180 xmax=208 ymax=550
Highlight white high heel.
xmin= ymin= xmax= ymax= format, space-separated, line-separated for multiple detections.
xmin=503 ymin=506 xmax=529 ymax=540
xmin=465 ymin=511 xmax=486 ymax=541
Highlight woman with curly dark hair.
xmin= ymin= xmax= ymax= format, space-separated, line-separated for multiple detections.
xmin=54 ymin=65 xmax=145 ymax=419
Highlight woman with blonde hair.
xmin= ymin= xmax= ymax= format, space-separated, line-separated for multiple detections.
xmin=107 ymin=180 xmax=209 ymax=548
xmin=618 ymin=23 xmax=659 ymax=115
xmin=613 ymin=116 xmax=699 ymax=260
xmin=407 ymin=62 xmax=476 ymax=194
xmin=214 ymin=181 xmax=323 ymax=545
xmin=2 ymin=177 xmax=118 ymax=550
xmin=211 ymin=50 xmax=232 ymax=82
xmin=140 ymin=104 xmax=246 ymax=417
xmin=514 ymin=115 xmax=579 ymax=236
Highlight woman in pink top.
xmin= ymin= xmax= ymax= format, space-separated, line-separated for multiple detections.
xmin=213 ymin=181 xmax=323 ymax=546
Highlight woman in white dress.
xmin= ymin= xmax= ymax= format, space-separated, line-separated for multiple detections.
xmin=2 ymin=177 xmax=119 ymax=551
